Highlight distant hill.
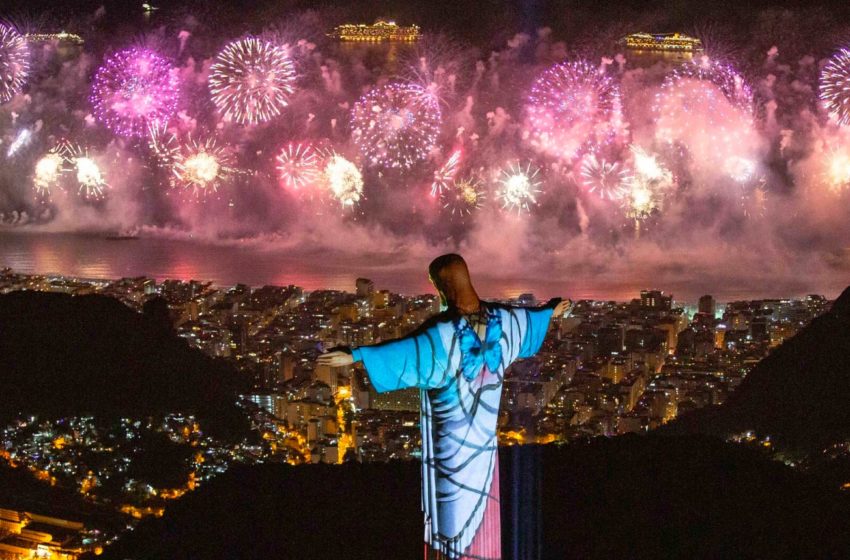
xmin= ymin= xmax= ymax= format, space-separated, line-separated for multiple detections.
xmin=666 ymin=285 xmax=850 ymax=454
xmin=97 ymin=436 xmax=850 ymax=560
xmin=0 ymin=291 xmax=249 ymax=439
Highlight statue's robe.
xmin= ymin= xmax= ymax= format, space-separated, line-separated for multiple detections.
xmin=352 ymin=301 xmax=556 ymax=559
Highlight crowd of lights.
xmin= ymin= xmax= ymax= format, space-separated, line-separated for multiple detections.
xmin=208 ymin=37 xmax=296 ymax=125
xmin=0 ymin=23 xmax=30 ymax=103
xmin=526 ymin=60 xmax=622 ymax=160
xmin=350 ymin=82 xmax=441 ymax=170
xmin=90 ymin=47 xmax=179 ymax=138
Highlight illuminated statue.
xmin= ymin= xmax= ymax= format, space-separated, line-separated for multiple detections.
xmin=319 ymin=254 xmax=570 ymax=559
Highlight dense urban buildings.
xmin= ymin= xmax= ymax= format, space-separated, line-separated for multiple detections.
xmin=0 ymin=268 xmax=832 ymax=557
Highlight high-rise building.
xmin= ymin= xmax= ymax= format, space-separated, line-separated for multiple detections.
xmin=698 ymin=295 xmax=715 ymax=316
xmin=372 ymin=290 xmax=391 ymax=309
xmin=640 ymin=290 xmax=672 ymax=311
xmin=750 ymin=316 xmax=770 ymax=343
xmin=372 ymin=387 xmax=420 ymax=411
xmin=314 ymin=363 xmax=349 ymax=394
xmin=356 ymin=278 xmax=375 ymax=298
xmin=598 ymin=325 xmax=625 ymax=356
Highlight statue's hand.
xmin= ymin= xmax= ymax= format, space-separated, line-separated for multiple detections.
xmin=317 ymin=350 xmax=354 ymax=367
xmin=553 ymin=299 xmax=573 ymax=317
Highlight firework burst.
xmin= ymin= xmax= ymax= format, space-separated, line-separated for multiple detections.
xmin=74 ymin=156 xmax=108 ymax=200
xmin=90 ymin=48 xmax=179 ymax=138
xmin=209 ymin=37 xmax=296 ymax=125
xmin=497 ymin=162 xmax=541 ymax=214
xmin=578 ymin=154 xmax=630 ymax=200
xmin=630 ymin=145 xmax=672 ymax=187
xmin=430 ymin=149 xmax=461 ymax=196
xmin=820 ymin=48 xmax=850 ymax=126
xmin=626 ymin=180 xmax=661 ymax=220
xmin=276 ymin=142 xmax=323 ymax=190
xmin=666 ymin=57 xmax=753 ymax=114
xmin=322 ymin=154 xmax=363 ymax=207
xmin=55 ymin=142 xmax=108 ymax=201
xmin=172 ymin=137 xmax=235 ymax=199
xmin=824 ymin=148 xmax=850 ymax=193
xmin=724 ymin=155 xmax=757 ymax=184
xmin=0 ymin=23 xmax=29 ymax=104
xmin=441 ymin=176 xmax=484 ymax=217
xmin=654 ymin=58 xmax=755 ymax=172
xmin=526 ymin=60 xmax=622 ymax=160
xmin=6 ymin=128 xmax=32 ymax=158
xmin=32 ymin=151 xmax=64 ymax=198
xmin=147 ymin=122 xmax=179 ymax=167
xmin=625 ymin=146 xmax=672 ymax=221
xmin=350 ymin=82 xmax=441 ymax=170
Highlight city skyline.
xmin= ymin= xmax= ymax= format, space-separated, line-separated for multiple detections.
xmin=0 ymin=265 xmax=838 ymax=558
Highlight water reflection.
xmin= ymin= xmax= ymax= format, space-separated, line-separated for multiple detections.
xmin=0 ymin=232 xmax=843 ymax=301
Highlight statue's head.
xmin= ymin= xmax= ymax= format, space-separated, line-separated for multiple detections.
xmin=428 ymin=253 xmax=475 ymax=310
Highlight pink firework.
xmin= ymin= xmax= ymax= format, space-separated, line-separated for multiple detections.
xmin=665 ymin=57 xmax=753 ymax=115
xmin=171 ymin=137 xmax=235 ymax=200
xmin=526 ymin=60 xmax=622 ymax=160
xmin=276 ymin=143 xmax=323 ymax=190
xmin=90 ymin=47 xmax=180 ymax=138
xmin=578 ymin=153 xmax=630 ymax=201
xmin=0 ymin=23 xmax=29 ymax=104
xmin=430 ymin=149 xmax=461 ymax=196
xmin=350 ymin=82 xmax=441 ymax=170
xmin=654 ymin=57 xmax=756 ymax=173
xmin=820 ymin=48 xmax=850 ymax=126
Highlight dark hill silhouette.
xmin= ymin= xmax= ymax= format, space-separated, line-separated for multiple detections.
xmin=0 ymin=291 xmax=249 ymax=439
xmin=0 ymin=462 xmax=125 ymax=534
xmin=665 ymin=285 xmax=850 ymax=453
xmin=97 ymin=436 xmax=850 ymax=560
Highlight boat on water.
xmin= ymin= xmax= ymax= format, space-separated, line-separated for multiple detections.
xmin=105 ymin=229 xmax=139 ymax=241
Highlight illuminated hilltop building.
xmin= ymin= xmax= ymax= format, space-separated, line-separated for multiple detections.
xmin=329 ymin=20 xmax=420 ymax=42
xmin=621 ymin=32 xmax=703 ymax=53
xmin=0 ymin=508 xmax=89 ymax=559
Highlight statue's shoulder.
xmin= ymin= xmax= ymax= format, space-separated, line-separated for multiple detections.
xmin=414 ymin=311 xmax=457 ymax=334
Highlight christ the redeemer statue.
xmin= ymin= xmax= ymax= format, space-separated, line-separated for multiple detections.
xmin=319 ymin=254 xmax=570 ymax=559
